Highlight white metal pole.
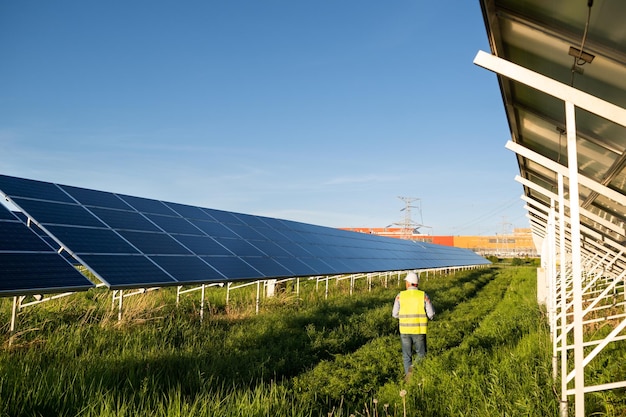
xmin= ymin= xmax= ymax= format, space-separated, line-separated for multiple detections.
xmin=118 ymin=289 xmax=123 ymax=321
xmin=549 ymin=198 xmax=557 ymax=379
xmin=325 ymin=278 xmax=329 ymax=300
xmin=558 ymin=172 xmax=569 ymax=417
xmin=200 ymin=284 xmax=205 ymax=322
xmin=255 ymin=280 xmax=260 ymax=314
xmin=226 ymin=282 xmax=231 ymax=309
xmin=296 ymin=278 xmax=300 ymax=301
xmin=10 ymin=296 xmax=18 ymax=333
xmin=566 ymin=101 xmax=585 ymax=417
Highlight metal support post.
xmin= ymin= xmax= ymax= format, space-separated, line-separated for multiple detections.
xmin=200 ymin=284 xmax=205 ymax=322
xmin=118 ymin=289 xmax=124 ymax=321
xmin=225 ymin=282 xmax=231 ymax=309
xmin=548 ymin=198 xmax=558 ymax=379
xmin=566 ymin=101 xmax=585 ymax=417
xmin=296 ymin=278 xmax=300 ymax=302
xmin=10 ymin=296 xmax=19 ymax=333
xmin=325 ymin=277 xmax=329 ymax=300
xmin=255 ymin=280 xmax=260 ymax=314
xmin=558 ymin=173 xmax=569 ymax=417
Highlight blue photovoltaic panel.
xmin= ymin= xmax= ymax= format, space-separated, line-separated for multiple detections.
xmin=163 ymin=201 xmax=214 ymax=221
xmin=0 ymin=206 xmax=15 ymax=220
xmin=149 ymin=256 xmax=224 ymax=282
xmin=234 ymin=212 xmax=271 ymax=228
xmin=242 ymin=257 xmax=293 ymax=277
xmin=0 ymin=253 xmax=93 ymax=295
xmin=189 ymin=219 xmax=239 ymax=238
xmin=253 ymin=226 xmax=290 ymax=242
xmin=203 ymin=208 xmax=243 ymax=225
xmin=60 ymin=184 xmax=132 ymax=210
xmin=11 ymin=212 xmax=75 ymax=260
xmin=202 ymin=256 xmax=260 ymax=280
xmin=89 ymin=207 xmax=161 ymax=232
xmin=78 ymin=254 xmax=176 ymax=287
xmin=11 ymin=198 xmax=105 ymax=228
xmin=247 ymin=240 xmax=292 ymax=258
xmin=296 ymin=257 xmax=338 ymax=275
xmin=119 ymin=194 xmax=176 ymax=216
xmin=117 ymin=230 xmax=192 ymax=255
xmin=226 ymin=223 xmax=268 ymax=240
xmin=0 ymin=220 xmax=56 ymax=252
xmin=280 ymin=242 xmax=313 ymax=258
xmin=45 ymin=225 xmax=140 ymax=254
xmin=172 ymin=235 xmax=232 ymax=256
xmin=213 ymin=237 xmax=265 ymax=257
xmin=0 ymin=174 xmax=490 ymax=291
xmin=0 ymin=205 xmax=94 ymax=295
xmin=274 ymin=257 xmax=323 ymax=276
xmin=144 ymin=213 xmax=203 ymax=235
xmin=0 ymin=175 xmax=73 ymax=203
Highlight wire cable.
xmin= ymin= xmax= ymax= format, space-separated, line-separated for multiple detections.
xmin=570 ymin=1 xmax=593 ymax=86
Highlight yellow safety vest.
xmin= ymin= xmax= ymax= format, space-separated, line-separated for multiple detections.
xmin=398 ymin=290 xmax=428 ymax=335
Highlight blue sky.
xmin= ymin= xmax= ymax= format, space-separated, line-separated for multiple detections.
xmin=0 ymin=1 xmax=525 ymax=236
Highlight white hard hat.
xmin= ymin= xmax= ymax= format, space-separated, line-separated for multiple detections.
xmin=405 ymin=272 xmax=419 ymax=285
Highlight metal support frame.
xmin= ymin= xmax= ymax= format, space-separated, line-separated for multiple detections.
xmin=111 ymin=287 xmax=159 ymax=321
xmin=225 ymin=278 xmax=297 ymax=314
xmin=10 ymin=292 xmax=76 ymax=333
xmin=225 ymin=280 xmax=263 ymax=314
xmin=176 ymin=283 xmax=224 ymax=322
xmin=474 ymin=50 xmax=626 ymax=417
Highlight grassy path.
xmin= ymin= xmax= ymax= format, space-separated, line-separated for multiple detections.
xmin=0 ymin=266 xmax=561 ymax=416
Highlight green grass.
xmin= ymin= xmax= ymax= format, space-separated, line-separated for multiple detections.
xmin=0 ymin=266 xmax=623 ymax=416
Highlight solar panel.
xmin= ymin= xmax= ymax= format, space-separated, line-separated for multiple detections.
xmin=0 ymin=174 xmax=490 ymax=290
xmin=0 ymin=204 xmax=94 ymax=296
xmin=77 ymin=254 xmax=175 ymax=287
xmin=149 ymin=256 xmax=224 ymax=282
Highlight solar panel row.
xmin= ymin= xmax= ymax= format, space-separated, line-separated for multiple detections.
xmin=0 ymin=174 xmax=490 ymax=293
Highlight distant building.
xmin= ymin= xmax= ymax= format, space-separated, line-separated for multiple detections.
xmin=340 ymin=227 xmax=537 ymax=257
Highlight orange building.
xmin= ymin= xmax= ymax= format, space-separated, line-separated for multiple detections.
xmin=340 ymin=227 xmax=536 ymax=257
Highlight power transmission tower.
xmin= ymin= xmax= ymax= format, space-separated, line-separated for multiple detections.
xmin=390 ymin=196 xmax=430 ymax=239
xmin=498 ymin=216 xmax=513 ymax=255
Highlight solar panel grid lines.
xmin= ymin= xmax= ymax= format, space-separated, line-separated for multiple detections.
xmin=0 ymin=217 xmax=55 ymax=253
xmin=0 ymin=174 xmax=491 ymax=292
xmin=77 ymin=254 xmax=177 ymax=288
xmin=0 ymin=204 xmax=94 ymax=296
xmin=0 ymin=205 xmax=18 ymax=220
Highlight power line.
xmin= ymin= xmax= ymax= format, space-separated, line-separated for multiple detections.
xmin=452 ymin=198 xmax=521 ymax=233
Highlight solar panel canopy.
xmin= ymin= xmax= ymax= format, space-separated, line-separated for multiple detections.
xmin=478 ymin=2 xmax=626 ymax=413
xmin=0 ymin=203 xmax=94 ymax=296
xmin=0 ymin=174 xmax=489 ymax=291
xmin=478 ymin=0 xmax=626 ymax=248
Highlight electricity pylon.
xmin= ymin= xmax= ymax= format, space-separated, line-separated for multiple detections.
xmin=389 ymin=196 xmax=431 ymax=239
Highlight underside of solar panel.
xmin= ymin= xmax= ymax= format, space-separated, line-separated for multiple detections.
xmin=0 ymin=174 xmax=489 ymax=293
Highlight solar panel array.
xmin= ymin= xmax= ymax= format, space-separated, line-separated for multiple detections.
xmin=0 ymin=203 xmax=94 ymax=295
xmin=0 ymin=174 xmax=489 ymax=292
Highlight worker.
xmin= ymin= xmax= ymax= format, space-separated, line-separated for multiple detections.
xmin=392 ymin=271 xmax=435 ymax=378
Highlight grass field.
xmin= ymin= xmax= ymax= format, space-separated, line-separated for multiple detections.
xmin=0 ymin=264 xmax=622 ymax=416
